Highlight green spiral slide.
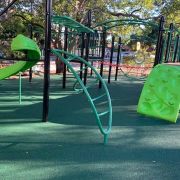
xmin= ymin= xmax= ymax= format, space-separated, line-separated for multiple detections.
xmin=0 ymin=34 xmax=41 ymax=80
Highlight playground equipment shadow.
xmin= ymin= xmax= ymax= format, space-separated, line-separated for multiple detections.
xmin=0 ymin=75 xmax=180 ymax=180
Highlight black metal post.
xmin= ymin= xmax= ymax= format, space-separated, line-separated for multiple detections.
xmin=84 ymin=33 xmax=90 ymax=85
xmin=99 ymin=30 xmax=106 ymax=88
xmin=164 ymin=23 xmax=174 ymax=63
xmin=80 ymin=32 xmax=85 ymax=79
xmin=29 ymin=0 xmax=33 ymax=82
xmin=115 ymin=37 xmax=121 ymax=81
xmin=154 ymin=16 xmax=165 ymax=66
xmin=42 ymin=0 xmax=52 ymax=122
xmin=98 ymin=32 xmax=102 ymax=58
xmin=0 ymin=0 xmax=18 ymax=16
xmin=62 ymin=27 xmax=68 ymax=88
xmin=83 ymin=10 xmax=91 ymax=85
xmin=108 ymin=36 xmax=115 ymax=83
xmin=87 ymin=9 xmax=91 ymax=28
xmin=173 ymin=35 xmax=179 ymax=62
xmin=159 ymin=38 xmax=166 ymax=63
xmin=90 ymin=33 xmax=95 ymax=76
xmin=178 ymin=40 xmax=180 ymax=62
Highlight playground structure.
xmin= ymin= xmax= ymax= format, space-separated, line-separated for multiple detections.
xmin=34 ymin=6 xmax=180 ymax=124
xmin=0 ymin=0 xmax=180 ymax=143
xmin=52 ymin=49 xmax=112 ymax=144
xmin=0 ymin=0 xmax=112 ymax=144
xmin=1 ymin=1 xmax=180 ymax=179
xmin=137 ymin=17 xmax=180 ymax=122
xmin=46 ymin=14 xmax=160 ymax=93
xmin=49 ymin=14 xmax=113 ymax=144
xmin=52 ymin=14 xmax=169 ymax=85
xmin=92 ymin=19 xmax=159 ymax=82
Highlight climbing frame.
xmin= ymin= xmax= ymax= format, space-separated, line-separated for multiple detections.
xmin=51 ymin=49 xmax=112 ymax=144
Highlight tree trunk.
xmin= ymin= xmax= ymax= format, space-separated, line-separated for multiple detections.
xmin=55 ymin=25 xmax=64 ymax=73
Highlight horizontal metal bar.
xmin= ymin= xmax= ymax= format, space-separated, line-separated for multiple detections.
xmin=92 ymin=93 xmax=106 ymax=101
xmin=98 ymin=111 xmax=109 ymax=117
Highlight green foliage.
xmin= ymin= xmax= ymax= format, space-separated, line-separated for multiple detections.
xmin=0 ymin=0 xmax=179 ymax=53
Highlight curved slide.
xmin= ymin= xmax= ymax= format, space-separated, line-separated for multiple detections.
xmin=0 ymin=34 xmax=41 ymax=80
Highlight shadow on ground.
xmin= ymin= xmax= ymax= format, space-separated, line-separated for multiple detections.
xmin=1 ymin=76 xmax=177 ymax=126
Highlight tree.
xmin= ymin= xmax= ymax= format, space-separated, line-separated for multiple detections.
xmin=0 ymin=0 xmax=179 ymax=58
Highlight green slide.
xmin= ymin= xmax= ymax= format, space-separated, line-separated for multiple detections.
xmin=0 ymin=34 xmax=41 ymax=80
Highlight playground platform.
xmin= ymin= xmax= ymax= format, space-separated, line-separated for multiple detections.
xmin=0 ymin=75 xmax=180 ymax=180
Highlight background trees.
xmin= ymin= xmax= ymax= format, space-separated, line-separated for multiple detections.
xmin=0 ymin=0 xmax=179 ymax=55
xmin=1 ymin=0 xmax=179 ymax=31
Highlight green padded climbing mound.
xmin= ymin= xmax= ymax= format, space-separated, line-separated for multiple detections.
xmin=0 ymin=34 xmax=41 ymax=80
xmin=137 ymin=64 xmax=180 ymax=123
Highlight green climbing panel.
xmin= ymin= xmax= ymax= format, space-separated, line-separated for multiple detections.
xmin=137 ymin=64 xmax=180 ymax=123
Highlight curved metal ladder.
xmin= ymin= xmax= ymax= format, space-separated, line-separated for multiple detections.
xmin=51 ymin=49 xmax=112 ymax=144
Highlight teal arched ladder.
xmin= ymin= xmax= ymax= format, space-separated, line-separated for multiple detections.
xmin=51 ymin=49 xmax=112 ymax=144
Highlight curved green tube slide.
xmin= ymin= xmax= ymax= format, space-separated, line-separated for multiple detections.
xmin=0 ymin=34 xmax=41 ymax=80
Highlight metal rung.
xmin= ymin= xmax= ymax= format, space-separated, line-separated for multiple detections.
xmin=92 ymin=93 xmax=106 ymax=102
xmin=98 ymin=111 xmax=109 ymax=117
xmin=85 ymin=78 xmax=99 ymax=88
xmin=67 ymin=57 xmax=75 ymax=61
xmin=86 ymin=82 xmax=98 ymax=89
xmin=75 ymin=66 xmax=88 ymax=73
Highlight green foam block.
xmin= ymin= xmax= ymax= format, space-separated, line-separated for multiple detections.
xmin=137 ymin=64 xmax=180 ymax=123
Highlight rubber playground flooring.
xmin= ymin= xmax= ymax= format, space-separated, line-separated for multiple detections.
xmin=0 ymin=74 xmax=180 ymax=180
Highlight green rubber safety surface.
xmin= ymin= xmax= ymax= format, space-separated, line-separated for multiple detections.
xmin=1 ymin=76 xmax=180 ymax=179
xmin=137 ymin=64 xmax=180 ymax=123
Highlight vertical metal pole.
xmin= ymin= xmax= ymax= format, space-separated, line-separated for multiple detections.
xmin=80 ymin=32 xmax=85 ymax=79
xmin=29 ymin=0 xmax=33 ymax=82
xmin=115 ymin=37 xmax=121 ymax=81
xmin=62 ymin=27 xmax=68 ymax=88
xmin=84 ymin=33 xmax=90 ymax=86
xmin=99 ymin=29 xmax=106 ymax=88
xmin=98 ymin=32 xmax=102 ymax=57
xmin=173 ymin=34 xmax=179 ymax=62
xmin=42 ymin=0 xmax=52 ymax=122
xmin=154 ymin=16 xmax=165 ymax=66
xmin=178 ymin=39 xmax=180 ymax=62
xmin=90 ymin=33 xmax=94 ymax=76
xmin=91 ymin=33 xmax=95 ymax=56
xmin=83 ymin=10 xmax=91 ymax=86
xmin=108 ymin=36 xmax=115 ymax=84
xmin=159 ymin=38 xmax=166 ymax=63
xmin=19 ymin=72 xmax=22 ymax=104
xmin=164 ymin=23 xmax=174 ymax=63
